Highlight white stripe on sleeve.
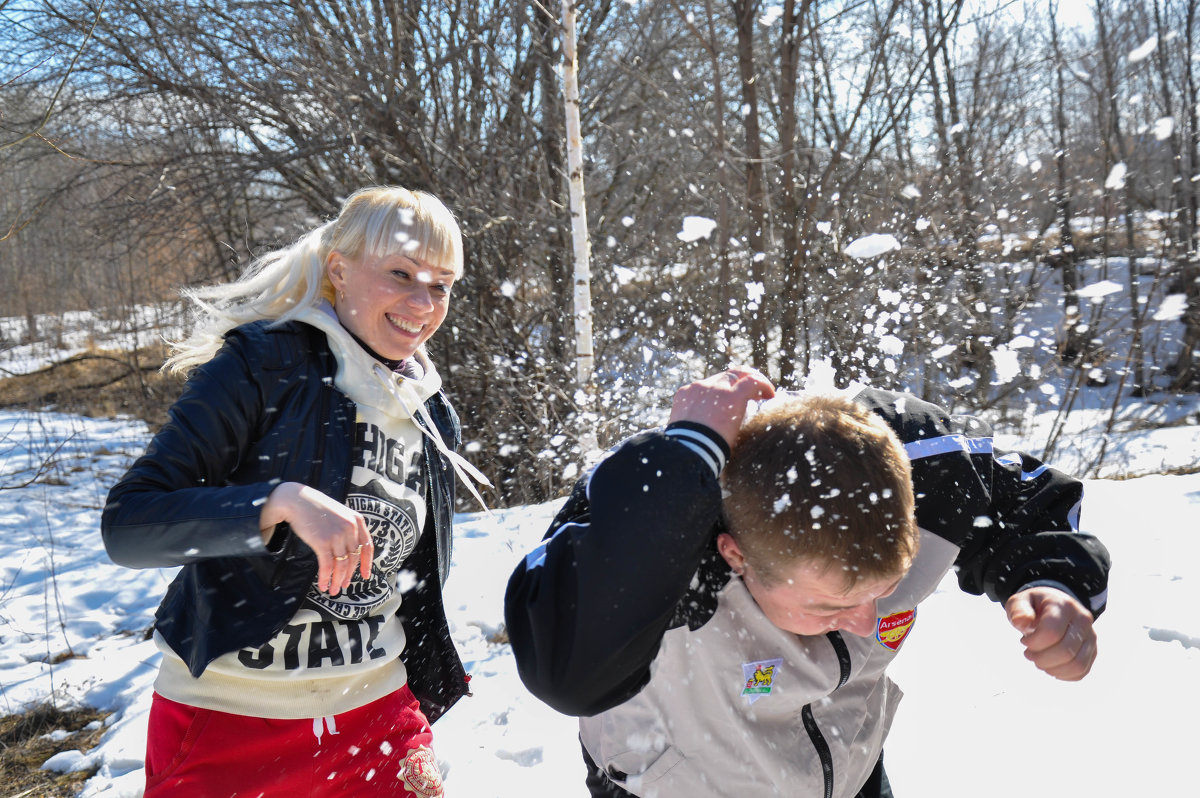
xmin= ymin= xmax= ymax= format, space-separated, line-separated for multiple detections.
xmin=905 ymin=434 xmax=993 ymax=462
xmin=523 ymin=521 xmax=589 ymax=571
xmin=665 ymin=427 xmax=726 ymax=477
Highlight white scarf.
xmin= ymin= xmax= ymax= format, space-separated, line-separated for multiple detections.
xmin=296 ymin=301 xmax=492 ymax=513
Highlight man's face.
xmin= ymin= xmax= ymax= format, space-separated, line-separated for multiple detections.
xmin=718 ymin=533 xmax=908 ymax=637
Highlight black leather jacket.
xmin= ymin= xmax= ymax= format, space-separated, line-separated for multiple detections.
xmin=102 ymin=320 xmax=469 ymax=722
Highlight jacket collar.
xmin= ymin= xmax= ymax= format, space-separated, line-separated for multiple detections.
xmin=295 ymin=300 xmax=441 ymax=418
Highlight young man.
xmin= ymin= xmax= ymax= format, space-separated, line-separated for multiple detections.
xmin=504 ymin=367 xmax=1110 ymax=798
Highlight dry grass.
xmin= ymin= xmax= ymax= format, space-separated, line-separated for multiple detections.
xmin=0 ymin=345 xmax=182 ymax=429
xmin=0 ymin=705 xmax=110 ymax=798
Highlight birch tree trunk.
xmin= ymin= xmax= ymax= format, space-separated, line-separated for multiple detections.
xmin=560 ymin=0 xmax=600 ymax=461
xmin=561 ymin=0 xmax=594 ymax=389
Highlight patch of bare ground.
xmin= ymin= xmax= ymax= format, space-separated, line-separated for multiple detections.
xmin=0 ymin=345 xmax=182 ymax=429
xmin=0 ymin=704 xmax=110 ymax=798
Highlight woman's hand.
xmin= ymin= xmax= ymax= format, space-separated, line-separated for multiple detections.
xmin=259 ymin=482 xmax=374 ymax=596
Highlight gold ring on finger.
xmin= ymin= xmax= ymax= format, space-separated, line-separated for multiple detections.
xmin=334 ymin=554 xmax=349 ymax=561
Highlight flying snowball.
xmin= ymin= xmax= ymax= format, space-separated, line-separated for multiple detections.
xmin=1105 ymin=163 xmax=1127 ymax=191
xmin=1008 ymin=335 xmax=1036 ymax=349
xmin=992 ymin=348 xmax=1020 ymax=385
xmin=1128 ymin=35 xmax=1157 ymax=63
xmin=878 ymin=334 xmax=904 ymax=356
xmin=845 ymin=234 xmax=901 ymax=259
xmin=677 ymin=216 xmax=718 ymax=242
xmin=1154 ymin=294 xmax=1187 ymax=322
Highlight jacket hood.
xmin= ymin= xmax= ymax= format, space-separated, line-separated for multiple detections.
xmin=295 ymin=300 xmax=441 ymax=419
xmin=296 ymin=302 xmax=493 ymax=513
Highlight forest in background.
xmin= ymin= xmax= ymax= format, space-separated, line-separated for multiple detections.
xmin=2 ymin=0 xmax=1198 ymax=505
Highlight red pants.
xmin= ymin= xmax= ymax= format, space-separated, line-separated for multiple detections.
xmin=144 ymin=685 xmax=444 ymax=797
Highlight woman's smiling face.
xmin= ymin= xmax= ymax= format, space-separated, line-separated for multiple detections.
xmin=327 ymin=250 xmax=455 ymax=362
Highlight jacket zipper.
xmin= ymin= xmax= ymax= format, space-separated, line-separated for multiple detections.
xmin=802 ymin=631 xmax=853 ymax=798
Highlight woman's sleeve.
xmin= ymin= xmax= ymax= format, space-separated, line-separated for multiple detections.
xmin=503 ymin=425 xmax=727 ymax=717
xmin=100 ymin=333 xmax=279 ymax=569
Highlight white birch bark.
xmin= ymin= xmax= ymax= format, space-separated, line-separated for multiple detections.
xmin=560 ymin=0 xmax=594 ymax=388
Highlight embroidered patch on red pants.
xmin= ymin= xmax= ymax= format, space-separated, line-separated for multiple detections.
xmin=399 ymin=745 xmax=444 ymax=798
xmin=876 ymin=609 xmax=916 ymax=650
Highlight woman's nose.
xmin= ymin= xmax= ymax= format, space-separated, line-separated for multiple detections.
xmin=405 ymin=284 xmax=435 ymax=310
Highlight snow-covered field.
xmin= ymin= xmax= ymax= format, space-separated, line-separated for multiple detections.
xmin=2 ymin=247 xmax=1198 ymax=796
xmin=1 ymin=404 xmax=1196 ymax=796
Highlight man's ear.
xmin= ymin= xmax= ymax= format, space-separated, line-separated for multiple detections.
xmin=716 ymin=532 xmax=746 ymax=575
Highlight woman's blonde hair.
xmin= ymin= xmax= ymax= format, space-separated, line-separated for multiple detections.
xmin=164 ymin=186 xmax=464 ymax=375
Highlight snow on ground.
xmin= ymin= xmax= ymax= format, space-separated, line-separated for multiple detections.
xmin=0 ymin=405 xmax=1196 ymax=797
xmin=1 ymin=246 xmax=1197 ymax=795
xmin=0 ymin=305 xmax=182 ymax=376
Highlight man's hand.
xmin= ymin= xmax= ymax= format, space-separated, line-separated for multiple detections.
xmin=1005 ymin=586 xmax=1097 ymax=681
xmin=668 ymin=366 xmax=776 ymax=447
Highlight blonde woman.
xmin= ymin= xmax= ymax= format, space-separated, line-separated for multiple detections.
xmin=104 ymin=186 xmax=486 ymax=798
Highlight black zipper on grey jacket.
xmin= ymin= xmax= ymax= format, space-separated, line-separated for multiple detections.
xmin=802 ymin=631 xmax=854 ymax=798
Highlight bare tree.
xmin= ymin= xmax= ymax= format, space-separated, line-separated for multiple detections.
xmin=1047 ymin=0 xmax=1087 ymax=362
xmin=10 ymin=0 xmax=1200 ymax=506
xmin=1093 ymin=0 xmax=1148 ymax=391
xmin=18 ymin=0 xmax=626 ymax=502
xmin=1162 ymin=0 xmax=1200 ymax=389
xmin=728 ymin=0 xmax=772 ymax=374
xmin=774 ymin=0 xmax=939 ymax=389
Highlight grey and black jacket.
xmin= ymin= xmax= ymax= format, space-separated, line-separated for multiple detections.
xmin=102 ymin=320 xmax=469 ymax=722
xmin=504 ymin=387 xmax=1110 ymax=797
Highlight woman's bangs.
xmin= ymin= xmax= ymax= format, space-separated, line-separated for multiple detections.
xmin=366 ymin=205 xmax=459 ymax=275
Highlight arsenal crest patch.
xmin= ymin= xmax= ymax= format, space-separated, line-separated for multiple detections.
xmin=399 ymin=745 xmax=444 ymax=797
xmin=741 ymin=657 xmax=784 ymax=705
xmin=876 ymin=609 xmax=916 ymax=650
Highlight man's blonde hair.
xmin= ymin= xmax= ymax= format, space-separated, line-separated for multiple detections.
xmin=722 ymin=394 xmax=918 ymax=589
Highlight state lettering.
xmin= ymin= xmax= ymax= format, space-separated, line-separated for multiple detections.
xmin=235 ymin=615 xmax=389 ymax=672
